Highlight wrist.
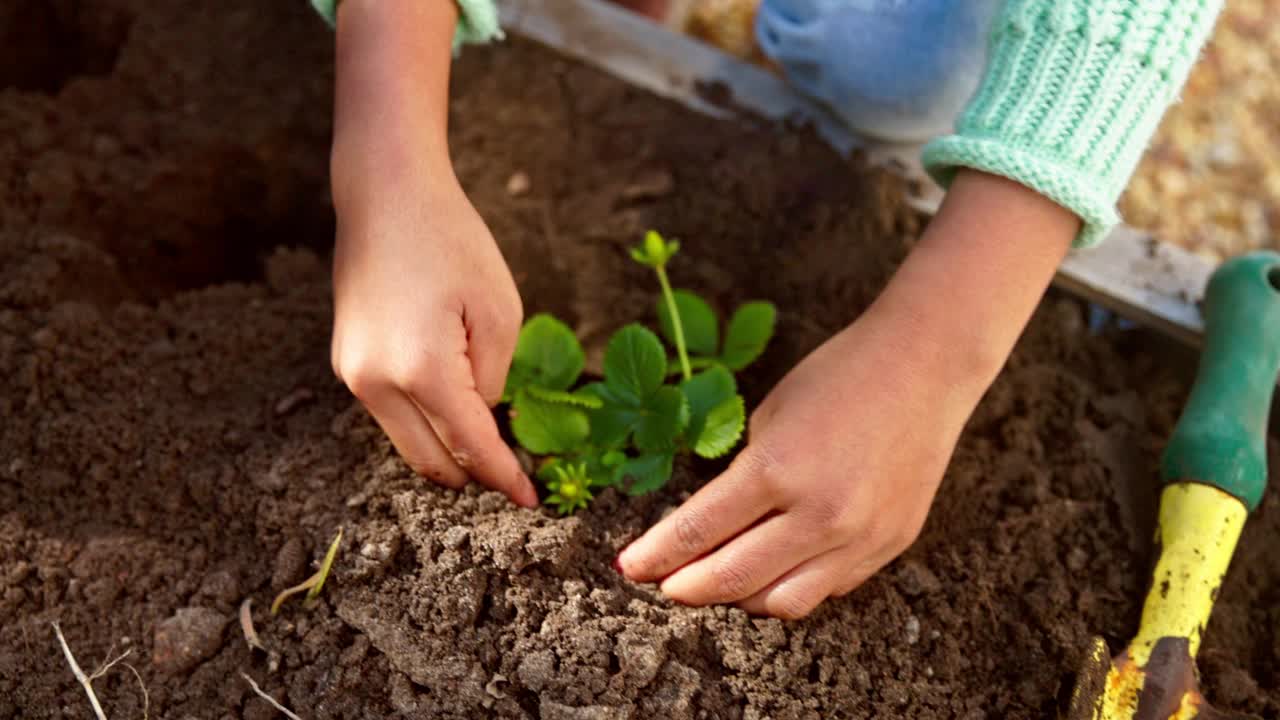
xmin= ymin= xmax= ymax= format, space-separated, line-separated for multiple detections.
xmin=330 ymin=129 xmax=456 ymax=217
xmin=868 ymin=170 xmax=1076 ymax=392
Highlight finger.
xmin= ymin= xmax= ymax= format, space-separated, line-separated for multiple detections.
xmin=659 ymin=511 xmax=837 ymax=606
xmin=616 ymin=449 xmax=778 ymax=582
xmin=736 ymin=547 xmax=874 ymax=620
xmin=465 ymin=305 xmax=519 ymax=408
xmin=409 ymin=372 xmax=538 ymax=508
xmin=357 ymin=384 xmax=468 ymax=490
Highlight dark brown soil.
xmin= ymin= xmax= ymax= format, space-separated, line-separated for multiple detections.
xmin=2 ymin=2 xmax=1278 ymax=718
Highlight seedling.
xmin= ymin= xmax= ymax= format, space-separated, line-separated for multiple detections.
xmin=271 ymin=527 xmax=342 ymax=614
xmin=504 ymin=230 xmax=776 ymax=513
xmin=544 ymin=461 xmax=595 ymax=515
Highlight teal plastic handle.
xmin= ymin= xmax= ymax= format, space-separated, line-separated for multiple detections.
xmin=1161 ymin=251 xmax=1280 ymax=511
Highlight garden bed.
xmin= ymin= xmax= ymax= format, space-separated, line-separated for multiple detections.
xmin=1 ymin=2 xmax=1277 ymax=718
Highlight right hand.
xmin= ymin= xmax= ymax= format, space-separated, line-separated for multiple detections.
xmin=330 ymin=176 xmax=539 ymax=508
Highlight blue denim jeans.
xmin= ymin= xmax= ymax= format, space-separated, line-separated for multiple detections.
xmin=755 ymin=0 xmax=1003 ymax=142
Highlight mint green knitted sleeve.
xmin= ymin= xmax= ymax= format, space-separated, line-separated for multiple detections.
xmin=922 ymin=1 xmax=1222 ymax=247
xmin=309 ymin=0 xmax=503 ymax=51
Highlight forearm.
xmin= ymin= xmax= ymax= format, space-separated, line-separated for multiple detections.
xmin=331 ymin=0 xmax=459 ymax=215
xmin=870 ymin=170 xmax=1077 ymax=391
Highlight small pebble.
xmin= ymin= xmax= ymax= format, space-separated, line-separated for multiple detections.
xmin=904 ymin=615 xmax=921 ymax=645
xmin=1066 ymin=546 xmax=1089 ymax=572
xmin=896 ymin=559 xmax=942 ymax=598
xmin=506 ymin=171 xmax=531 ymax=197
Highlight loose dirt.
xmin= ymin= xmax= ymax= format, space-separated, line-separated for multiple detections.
xmin=1 ymin=2 xmax=1277 ymax=718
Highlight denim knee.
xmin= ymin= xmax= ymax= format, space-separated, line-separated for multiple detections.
xmin=756 ymin=0 xmax=1002 ymax=142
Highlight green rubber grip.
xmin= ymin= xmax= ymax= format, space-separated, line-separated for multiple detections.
xmin=1161 ymin=251 xmax=1280 ymax=511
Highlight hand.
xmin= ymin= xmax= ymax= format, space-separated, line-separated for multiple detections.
xmin=330 ymin=177 xmax=538 ymax=508
xmin=616 ymin=170 xmax=1079 ymax=617
xmin=615 ymin=304 xmax=982 ymax=618
xmin=326 ymin=0 xmax=537 ymax=508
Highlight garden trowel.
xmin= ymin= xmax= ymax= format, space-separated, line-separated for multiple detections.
xmin=1065 ymin=251 xmax=1280 ymax=720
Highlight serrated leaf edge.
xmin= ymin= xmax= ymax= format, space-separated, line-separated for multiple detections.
xmin=693 ymin=395 xmax=746 ymax=459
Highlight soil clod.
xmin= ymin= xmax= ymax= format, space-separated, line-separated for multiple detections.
xmin=151 ymin=608 xmax=229 ymax=675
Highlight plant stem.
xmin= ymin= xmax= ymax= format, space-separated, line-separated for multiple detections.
xmin=655 ymin=264 xmax=692 ymax=381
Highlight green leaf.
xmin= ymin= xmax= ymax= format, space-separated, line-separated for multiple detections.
xmin=657 ymin=290 xmax=719 ymax=357
xmin=634 ymin=386 xmax=690 ymax=452
xmin=720 ymin=302 xmax=777 ymax=371
xmin=680 ymin=366 xmax=737 ymax=447
xmin=581 ymin=382 xmax=639 ymax=449
xmin=580 ymin=451 xmax=621 ymax=488
xmin=614 ymin=452 xmax=676 ymax=495
xmin=603 ymin=324 xmax=667 ymax=406
xmin=505 ymin=314 xmax=584 ymax=399
xmin=304 ymin=527 xmax=344 ymax=605
xmin=694 ymin=395 xmax=745 ymax=459
xmin=526 ymin=385 xmax=604 ymax=409
xmin=510 ymin=389 xmax=590 ymax=455
xmin=591 ymin=403 xmax=638 ymax=450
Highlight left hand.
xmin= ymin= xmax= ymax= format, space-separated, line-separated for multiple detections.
xmin=615 ymin=170 xmax=1079 ymax=618
xmin=614 ymin=302 xmax=984 ymax=618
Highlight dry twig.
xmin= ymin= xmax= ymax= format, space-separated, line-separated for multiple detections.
xmin=241 ymin=672 xmax=303 ymax=720
xmin=120 ymin=662 xmax=150 ymax=720
xmin=53 ymin=623 xmax=151 ymax=720
xmin=240 ymin=598 xmax=266 ymax=652
xmin=89 ymin=646 xmax=132 ymax=682
xmin=52 ymin=621 xmax=108 ymax=720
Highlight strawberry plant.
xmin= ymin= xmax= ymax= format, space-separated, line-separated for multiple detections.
xmin=503 ymin=230 xmax=776 ymax=514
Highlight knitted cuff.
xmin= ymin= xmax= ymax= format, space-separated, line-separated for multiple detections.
xmin=310 ymin=0 xmax=503 ymax=51
xmin=922 ymin=0 xmax=1222 ymax=247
